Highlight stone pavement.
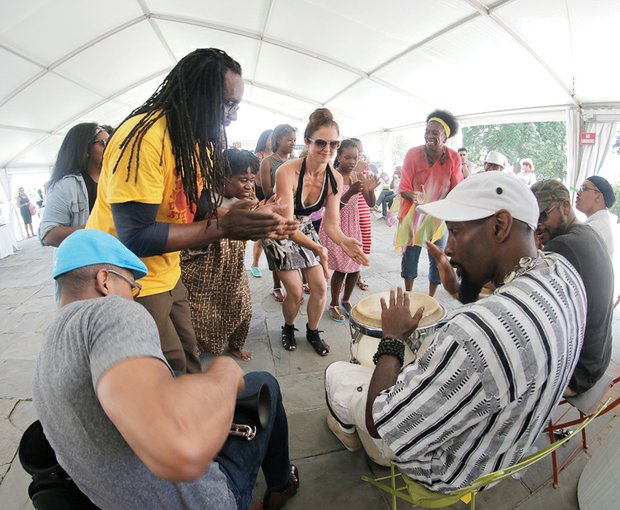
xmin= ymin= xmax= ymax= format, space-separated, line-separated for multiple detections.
xmin=0 ymin=218 xmax=619 ymax=510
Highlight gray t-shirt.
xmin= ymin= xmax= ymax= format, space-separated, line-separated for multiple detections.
xmin=33 ymin=296 xmax=236 ymax=510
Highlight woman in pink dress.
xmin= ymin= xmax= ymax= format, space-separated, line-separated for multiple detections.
xmin=350 ymin=138 xmax=377 ymax=290
xmin=319 ymin=140 xmax=375 ymax=321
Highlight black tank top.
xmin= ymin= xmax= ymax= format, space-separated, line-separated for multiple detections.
xmin=294 ymin=157 xmax=338 ymax=216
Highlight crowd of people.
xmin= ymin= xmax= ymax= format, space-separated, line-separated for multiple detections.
xmin=22 ymin=45 xmax=617 ymax=509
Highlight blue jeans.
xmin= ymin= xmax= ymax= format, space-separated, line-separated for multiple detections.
xmin=376 ymin=190 xmax=395 ymax=216
xmin=400 ymin=230 xmax=448 ymax=284
xmin=216 ymin=372 xmax=290 ymax=510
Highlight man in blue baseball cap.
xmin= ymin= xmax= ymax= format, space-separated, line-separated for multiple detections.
xmin=34 ymin=229 xmax=298 ymax=510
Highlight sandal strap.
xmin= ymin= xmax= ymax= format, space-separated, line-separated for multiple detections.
xmin=329 ymin=306 xmax=345 ymax=320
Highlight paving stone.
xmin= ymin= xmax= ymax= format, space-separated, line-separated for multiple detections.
xmin=250 ymin=449 xmax=390 ymax=510
xmin=0 ymin=457 xmax=34 ymax=510
xmin=287 ymin=409 xmax=344 ymax=460
xmin=0 ymin=360 xmax=35 ymax=399
xmin=9 ymin=400 xmax=37 ymax=432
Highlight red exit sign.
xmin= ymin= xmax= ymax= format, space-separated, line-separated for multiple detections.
xmin=580 ymin=133 xmax=596 ymax=145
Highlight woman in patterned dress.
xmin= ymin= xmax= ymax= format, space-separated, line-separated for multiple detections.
xmin=181 ymin=149 xmax=259 ymax=361
xmin=394 ymin=109 xmax=463 ymax=296
xmin=262 ymin=109 xmax=368 ymax=356
xmin=350 ymin=138 xmax=377 ymax=290
xmin=319 ymin=140 xmax=376 ymax=321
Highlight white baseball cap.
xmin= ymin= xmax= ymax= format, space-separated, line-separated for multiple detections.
xmin=418 ymin=172 xmax=539 ymax=230
xmin=484 ymin=150 xmax=506 ymax=168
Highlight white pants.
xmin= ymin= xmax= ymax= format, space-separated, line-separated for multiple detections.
xmin=325 ymin=361 xmax=395 ymax=461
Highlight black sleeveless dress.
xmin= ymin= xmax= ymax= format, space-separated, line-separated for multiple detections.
xmin=262 ymin=158 xmax=337 ymax=271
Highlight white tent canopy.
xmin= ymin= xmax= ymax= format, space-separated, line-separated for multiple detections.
xmin=1 ymin=0 xmax=619 ymax=181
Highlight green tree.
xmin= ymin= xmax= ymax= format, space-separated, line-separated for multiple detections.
xmin=391 ymin=134 xmax=408 ymax=167
xmin=462 ymin=122 xmax=567 ymax=180
xmin=611 ymin=182 xmax=620 ymax=221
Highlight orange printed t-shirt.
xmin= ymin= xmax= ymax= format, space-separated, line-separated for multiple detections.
xmin=87 ymin=114 xmax=201 ymax=296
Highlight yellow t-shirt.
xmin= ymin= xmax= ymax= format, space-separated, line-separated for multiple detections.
xmin=87 ymin=114 xmax=196 ymax=296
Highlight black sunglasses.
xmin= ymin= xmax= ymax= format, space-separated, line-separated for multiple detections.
xmin=310 ymin=138 xmax=340 ymax=150
xmin=539 ymin=203 xmax=558 ymax=222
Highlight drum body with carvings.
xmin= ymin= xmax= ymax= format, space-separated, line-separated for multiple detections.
xmin=349 ymin=291 xmax=446 ymax=368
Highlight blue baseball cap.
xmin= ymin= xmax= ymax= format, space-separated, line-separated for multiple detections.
xmin=52 ymin=229 xmax=147 ymax=280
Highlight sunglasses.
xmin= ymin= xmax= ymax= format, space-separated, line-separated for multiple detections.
xmin=222 ymin=98 xmax=240 ymax=114
xmin=107 ymin=269 xmax=142 ymax=298
xmin=92 ymin=138 xmax=108 ymax=148
xmin=578 ymin=184 xmax=600 ymax=194
xmin=538 ymin=202 xmax=558 ymax=222
xmin=310 ymin=138 xmax=340 ymax=150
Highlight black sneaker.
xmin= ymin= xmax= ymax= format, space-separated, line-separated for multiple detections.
xmin=281 ymin=324 xmax=298 ymax=351
xmin=306 ymin=324 xmax=329 ymax=356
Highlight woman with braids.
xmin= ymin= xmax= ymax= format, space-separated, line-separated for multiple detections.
xmin=263 ymin=108 xmax=368 ymax=356
xmin=87 ymin=48 xmax=297 ymax=375
xmin=394 ymin=109 xmax=462 ymax=296
xmin=39 ymin=123 xmax=109 ymax=246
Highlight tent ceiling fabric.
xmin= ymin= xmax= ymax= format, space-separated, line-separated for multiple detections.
xmin=1 ymin=0 xmax=619 ymax=172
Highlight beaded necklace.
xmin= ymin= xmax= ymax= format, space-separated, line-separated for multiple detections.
xmin=502 ymin=250 xmax=545 ymax=285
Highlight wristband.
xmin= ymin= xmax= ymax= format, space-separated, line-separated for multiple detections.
xmin=373 ymin=337 xmax=405 ymax=366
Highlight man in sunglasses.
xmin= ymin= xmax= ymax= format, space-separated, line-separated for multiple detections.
xmin=33 ymin=229 xmax=298 ymax=510
xmin=531 ymin=179 xmax=614 ymax=396
xmin=575 ymin=175 xmax=616 ymax=259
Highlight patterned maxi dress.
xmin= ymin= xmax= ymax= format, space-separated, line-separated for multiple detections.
xmin=319 ymin=184 xmax=362 ymax=273
xmin=180 ymin=239 xmax=251 ymax=356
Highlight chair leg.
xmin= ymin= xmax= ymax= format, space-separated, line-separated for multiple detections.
xmin=580 ymin=411 xmax=588 ymax=449
xmin=470 ymin=490 xmax=476 ymax=510
xmin=548 ymin=420 xmax=560 ymax=488
xmin=391 ymin=464 xmax=397 ymax=510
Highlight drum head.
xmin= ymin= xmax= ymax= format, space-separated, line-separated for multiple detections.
xmin=351 ymin=291 xmax=444 ymax=329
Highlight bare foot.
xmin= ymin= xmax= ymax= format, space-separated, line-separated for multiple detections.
xmin=231 ymin=349 xmax=253 ymax=362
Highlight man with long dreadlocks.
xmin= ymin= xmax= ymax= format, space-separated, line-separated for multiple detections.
xmin=87 ymin=48 xmax=297 ymax=374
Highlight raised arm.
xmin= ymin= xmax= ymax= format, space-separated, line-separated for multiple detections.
xmin=97 ymin=355 xmax=244 ymax=481
xmin=365 ymin=289 xmax=423 ymax=437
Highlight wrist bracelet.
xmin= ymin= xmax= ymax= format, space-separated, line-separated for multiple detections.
xmin=373 ymin=337 xmax=405 ymax=366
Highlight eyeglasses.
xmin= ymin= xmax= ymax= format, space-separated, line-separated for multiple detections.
xmin=539 ymin=202 xmax=558 ymax=222
xmin=222 ymin=98 xmax=240 ymax=114
xmin=310 ymin=138 xmax=340 ymax=150
xmin=578 ymin=184 xmax=600 ymax=194
xmin=92 ymin=138 xmax=108 ymax=148
xmin=107 ymin=269 xmax=142 ymax=298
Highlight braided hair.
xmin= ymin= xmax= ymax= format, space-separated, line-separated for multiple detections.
xmin=111 ymin=48 xmax=242 ymax=216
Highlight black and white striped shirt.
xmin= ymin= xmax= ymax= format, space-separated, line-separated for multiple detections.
xmin=373 ymin=254 xmax=586 ymax=492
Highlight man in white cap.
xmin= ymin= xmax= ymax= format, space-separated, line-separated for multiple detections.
xmin=324 ymin=172 xmax=586 ymax=492
xmin=33 ymin=229 xmax=298 ymax=510
xmin=483 ymin=150 xmax=507 ymax=172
